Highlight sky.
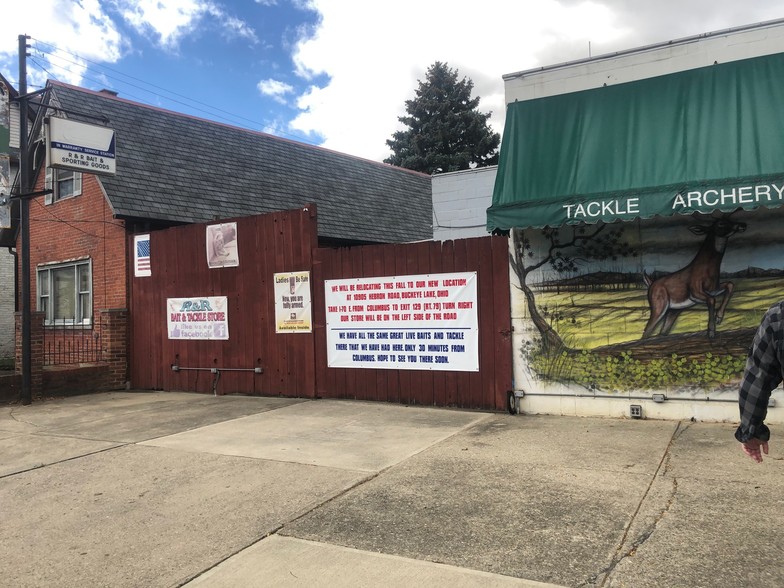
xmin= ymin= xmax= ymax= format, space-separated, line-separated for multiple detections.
xmin=2 ymin=1 xmax=784 ymax=164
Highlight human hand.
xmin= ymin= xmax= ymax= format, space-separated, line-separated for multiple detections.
xmin=741 ymin=438 xmax=769 ymax=463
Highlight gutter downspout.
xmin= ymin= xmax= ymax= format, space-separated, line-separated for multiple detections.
xmin=8 ymin=246 xmax=17 ymax=311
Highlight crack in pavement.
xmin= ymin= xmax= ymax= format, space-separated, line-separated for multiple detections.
xmin=5 ymin=406 xmax=43 ymax=428
xmin=576 ymin=421 xmax=683 ymax=588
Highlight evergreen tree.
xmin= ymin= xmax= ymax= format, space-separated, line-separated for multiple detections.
xmin=384 ymin=62 xmax=500 ymax=174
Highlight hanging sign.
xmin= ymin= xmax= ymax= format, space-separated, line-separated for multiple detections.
xmin=46 ymin=116 xmax=116 ymax=176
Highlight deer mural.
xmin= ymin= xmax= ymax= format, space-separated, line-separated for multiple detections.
xmin=642 ymin=217 xmax=746 ymax=339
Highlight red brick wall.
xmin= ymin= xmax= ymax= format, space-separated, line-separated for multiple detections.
xmin=100 ymin=308 xmax=128 ymax=388
xmin=22 ymin=170 xmax=128 ymax=353
xmin=15 ymin=311 xmax=44 ymax=390
xmin=42 ymin=364 xmax=114 ymax=396
xmin=0 ymin=367 xmax=118 ymax=403
xmin=0 ymin=373 xmax=21 ymax=402
xmin=10 ymin=309 xmax=127 ymax=401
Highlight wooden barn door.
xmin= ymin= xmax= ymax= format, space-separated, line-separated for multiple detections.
xmin=312 ymin=236 xmax=512 ymax=411
xmin=128 ymin=207 xmax=318 ymax=397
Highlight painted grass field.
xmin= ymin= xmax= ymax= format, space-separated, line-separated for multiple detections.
xmin=519 ymin=277 xmax=784 ymax=389
xmin=531 ymin=277 xmax=784 ymax=350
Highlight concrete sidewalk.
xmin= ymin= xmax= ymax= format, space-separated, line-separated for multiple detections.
xmin=1 ymin=391 xmax=782 ymax=587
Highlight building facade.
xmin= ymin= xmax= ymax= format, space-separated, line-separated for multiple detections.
xmin=432 ymin=166 xmax=496 ymax=241
xmin=9 ymin=79 xmax=433 ymax=395
xmin=0 ymin=250 xmax=13 ymax=363
xmin=490 ymin=20 xmax=784 ymax=423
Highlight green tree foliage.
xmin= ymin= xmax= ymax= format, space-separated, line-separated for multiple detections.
xmin=384 ymin=61 xmax=500 ymax=174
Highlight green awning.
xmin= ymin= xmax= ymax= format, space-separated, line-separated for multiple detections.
xmin=488 ymin=52 xmax=784 ymax=231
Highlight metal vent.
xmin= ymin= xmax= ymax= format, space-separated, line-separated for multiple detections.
xmin=629 ymin=404 xmax=643 ymax=419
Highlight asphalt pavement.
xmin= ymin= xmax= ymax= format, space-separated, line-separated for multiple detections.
xmin=1 ymin=391 xmax=782 ymax=587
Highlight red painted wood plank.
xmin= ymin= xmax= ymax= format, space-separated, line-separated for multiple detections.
xmin=464 ymin=238 xmax=484 ymax=409
xmin=429 ymin=241 xmax=447 ymax=407
xmin=492 ymin=235 xmax=513 ymax=411
xmin=451 ymin=238 xmax=471 ymax=407
xmin=413 ymin=240 xmax=434 ymax=406
xmin=440 ymin=239 xmax=457 ymax=407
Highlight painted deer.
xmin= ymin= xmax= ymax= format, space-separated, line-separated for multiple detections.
xmin=642 ymin=218 xmax=746 ymax=339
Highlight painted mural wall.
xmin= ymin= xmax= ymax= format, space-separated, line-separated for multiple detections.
xmin=510 ymin=208 xmax=784 ymax=420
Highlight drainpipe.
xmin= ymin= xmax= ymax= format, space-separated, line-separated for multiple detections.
xmin=8 ymin=247 xmax=17 ymax=311
xmin=18 ymin=35 xmax=31 ymax=405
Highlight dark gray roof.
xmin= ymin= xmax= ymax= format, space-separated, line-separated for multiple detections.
xmin=48 ymin=81 xmax=432 ymax=244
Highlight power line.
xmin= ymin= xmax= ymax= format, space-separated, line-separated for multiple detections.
xmin=31 ymin=48 xmax=261 ymax=129
xmin=32 ymin=198 xmax=123 ymax=239
xmin=28 ymin=37 xmax=321 ymax=146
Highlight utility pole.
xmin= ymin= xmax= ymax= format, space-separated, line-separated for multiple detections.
xmin=18 ymin=34 xmax=31 ymax=405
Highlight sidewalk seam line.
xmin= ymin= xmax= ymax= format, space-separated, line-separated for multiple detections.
xmin=0 ymin=443 xmax=131 ymax=480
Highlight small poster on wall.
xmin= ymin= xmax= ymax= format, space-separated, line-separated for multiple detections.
xmin=167 ymin=296 xmax=229 ymax=340
xmin=134 ymin=234 xmax=151 ymax=277
xmin=274 ymin=271 xmax=313 ymax=333
xmin=206 ymin=222 xmax=239 ymax=268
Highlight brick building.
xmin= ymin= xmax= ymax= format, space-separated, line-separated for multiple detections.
xmin=6 ymin=79 xmax=432 ymax=395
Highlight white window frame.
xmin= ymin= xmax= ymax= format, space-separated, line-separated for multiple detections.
xmin=37 ymin=259 xmax=92 ymax=326
xmin=44 ymin=167 xmax=82 ymax=204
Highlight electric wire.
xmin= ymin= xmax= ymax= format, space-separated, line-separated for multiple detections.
xmin=27 ymin=37 xmax=321 ymax=145
xmin=432 ymin=203 xmax=487 ymax=230
xmin=29 ymin=54 xmax=258 ymax=132
xmin=32 ymin=197 xmax=123 ymax=239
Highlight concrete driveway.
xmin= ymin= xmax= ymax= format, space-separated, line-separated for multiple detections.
xmin=1 ymin=391 xmax=782 ymax=587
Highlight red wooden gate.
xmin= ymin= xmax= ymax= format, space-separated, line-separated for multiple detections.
xmin=128 ymin=207 xmax=319 ymax=397
xmin=312 ymin=237 xmax=512 ymax=410
xmin=129 ymin=207 xmax=512 ymax=410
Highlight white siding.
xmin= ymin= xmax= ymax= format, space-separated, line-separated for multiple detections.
xmin=432 ymin=166 xmax=496 ymax=241
xmin=501 ymin=20 xmax=784 ymax=423
xmin=504 ymin=20 xmax=784 ymax=103
xmin=0 ymin=249 xmax=14 ymax=361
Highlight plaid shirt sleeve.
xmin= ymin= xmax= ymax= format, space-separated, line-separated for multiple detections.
xmin=734 ymin=302 xmax=784 ymax=443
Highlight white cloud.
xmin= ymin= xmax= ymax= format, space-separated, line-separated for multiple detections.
xmin=4 ymin=0 xmax=784 ymax=165
xmin=118 ymin=0 xmax=257 ymax=49
xmin=258 ymin=78 xmax=295 ymax=104
xmin=286 ymin=0 xmax=784 ymax=162
xmin=0 ymin=0 xmax=124 ymax=88
xmin=119 ymin=0 xmax=207 ymax=48
xmin=0 ymin=0 xmax=259 ymax=91
xmin=288 ymin=0 xmax=628 ymax=162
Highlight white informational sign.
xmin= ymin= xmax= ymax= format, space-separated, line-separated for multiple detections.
xmin=167 ymin=296 xmax=229 ymax=340
xmin=326 ymin=272 xmax=478 ymax=371
xmin=46 ymin=116 xmax=116 ymax=176
xmin=274 ymin=271 xmax=313 ymax=333
xmin=206 ymin=222 xmax=239 ymax=268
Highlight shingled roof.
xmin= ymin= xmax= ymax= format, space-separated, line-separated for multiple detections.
xmin=46 ymin=81 xmax=432 ymax=244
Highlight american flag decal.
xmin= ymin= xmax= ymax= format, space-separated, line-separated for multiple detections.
xmin=135 ymin=234 xmax=151 ymax=277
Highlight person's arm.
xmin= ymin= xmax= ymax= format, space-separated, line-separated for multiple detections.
xmin=735 ymin=303 xmax=783 ymax=462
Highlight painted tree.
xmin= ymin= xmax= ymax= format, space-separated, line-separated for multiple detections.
xmin=384 ymin=61 xmax=500 ymax=174
xmin=510 ymin=224 xmax=637 ymax=354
